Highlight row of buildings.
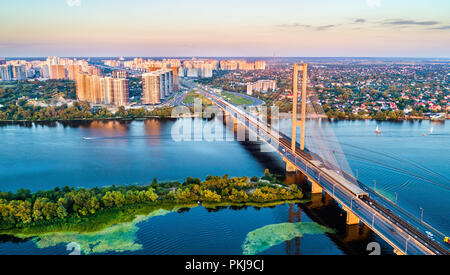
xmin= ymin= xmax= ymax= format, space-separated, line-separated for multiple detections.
xmin=0 ymin=57 xmax=100 ymax=81
xmin=75 ymin=74 xmax=129 ymax=106
xmin=179 ymin=60 xmax=214 ymax=78
xmin=220 ymin=60 xmax=266 ymax=71
xmin=0 ymin=64 xmax=27 ymax=81
xmin=246 ymin=79 xmax=277 ymax=95
xmin=103 ymin=58 xmax=267 ymax=79
xmin=75 ymin=67 xmax=176 ymax=106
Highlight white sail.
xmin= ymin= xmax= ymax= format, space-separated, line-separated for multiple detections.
xmin=375 ymin=126 xmax=382 ymax=134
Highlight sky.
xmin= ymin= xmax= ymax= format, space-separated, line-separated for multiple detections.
xmin=0 ymin=0 xmax=449 ymax=57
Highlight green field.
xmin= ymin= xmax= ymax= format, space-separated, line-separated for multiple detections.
xmin=220 ymin=91 xmax=254 ymax=106
xmin=182 ymin=91 xmax=212 ymax=105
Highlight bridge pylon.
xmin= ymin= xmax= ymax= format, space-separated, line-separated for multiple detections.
xmin=285 ymin=63 xmax=308 ymax=173
xmin=291 ymin=63 xmax=308 ymax=152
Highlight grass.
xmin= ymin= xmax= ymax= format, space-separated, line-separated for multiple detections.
xmin=182 ymin=91 xmax=212 ymax=105
xmin=220 ymin=91 xmax=254 ymax=105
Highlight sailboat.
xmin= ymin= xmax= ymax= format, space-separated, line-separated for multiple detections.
xmin=430 ymin=127 xmax=434 ymax=134
xmin=375 ymin=126 xmax=382 ymax=134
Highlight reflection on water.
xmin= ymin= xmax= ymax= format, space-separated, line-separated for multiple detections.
xmin=303 ymin=192 xmax=388 ymax=254
xmin=242 ymin=222 xmax=334 ymax=255
xmin=84 ymin=120 xmax=130 ymax=135
xmin=145 ymin=119 xmax=163 ymax=146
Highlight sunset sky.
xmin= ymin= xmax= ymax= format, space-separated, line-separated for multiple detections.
xmin=1 ymin=0 xmax=449 ymax=57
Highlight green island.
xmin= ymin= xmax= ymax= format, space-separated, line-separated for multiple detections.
xmin=0 ymin=171 xmax=303 ymax=236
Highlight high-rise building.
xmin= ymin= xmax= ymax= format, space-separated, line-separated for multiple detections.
xmin=101 ymin=77 xmax=115 ymax=104
xmin=142 ymin=72 xmax=161 ymax=105
xmin=254 ymin=61 xmax=266 ymax=70
xmin=84 ymin=66 xmax=101 ymax=76
xmin=76 ymin=73 xmax=88 ymax=101
xmin=113 ymin=78 xmax=129 ymax=106
xmin=220 ymin=60 xmax=238 ymax=71
xmin=142 ymin=69 xmax=174 ymax=105
xmin=200 ymin=63 xmax=213 ymax=78
xmin=39 ymin=66 xmax=50 ymax=79
xmin=162 ymin=69 xmax=173 ymax=97
xmin=247 ymin=80 xmax=277 ymax=95
xmin=49 ymin=65 xmax=66 ymax=80
xmin=0 ymin=65 xmax=14 ymax=81
xmin=68 ymin=65 xmax=82 ymax=81
xmin=13 ymin=65 xmax=27 ymax=80
xmin=47 ymin=56 xmax=60 ymax=66
xmin=76 ymin=72 xmax=128 ymax=106
xmin=169 ymin=67 xmax=180 ymax=91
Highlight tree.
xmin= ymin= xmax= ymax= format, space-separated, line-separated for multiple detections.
xmin=102 ymin=191 xmax=126 ymax=208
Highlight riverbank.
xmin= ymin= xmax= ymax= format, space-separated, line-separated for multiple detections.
xmin=0 ymin=174 xmax=303 ymax=236
xmin=3 ymin=114 xmax=447 ymax=124
xmin=278 ymin=112 xmax=448 ymax=121
xmin=0 ymin=114 xmax=199 ymax=123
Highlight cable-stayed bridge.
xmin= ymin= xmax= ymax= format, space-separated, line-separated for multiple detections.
xmin=181 ymin=63 xmax=449 ymax=255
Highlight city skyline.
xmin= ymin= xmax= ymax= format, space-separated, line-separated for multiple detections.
xmin=1 ymin=0 xmax=449 ymax=58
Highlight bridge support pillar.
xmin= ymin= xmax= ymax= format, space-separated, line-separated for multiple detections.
xmin=233 ymin=117 xmax=238 ymax=131
xmin=284 ymin=158 xmax=297 ymax=173
xmin=311 ymin=181 xmax=323 ymax=194
xmin=343 ymin=207 xmax=360 ymax=225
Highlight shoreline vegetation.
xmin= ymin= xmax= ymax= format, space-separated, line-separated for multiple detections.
xmin=0 ymin=104 xmax=446 ymax=124
xmin=1 ymin=79 xmax=447 ymax=122
xmin=0 ymin=172 xmax=303 ymax=237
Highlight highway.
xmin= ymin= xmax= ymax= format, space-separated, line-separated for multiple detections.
xmin=184 ymin=81 xmax=449 ymax=255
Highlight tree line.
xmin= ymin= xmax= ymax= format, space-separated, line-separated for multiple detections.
xmin=0 ymin=173 xmax=303 ymax=231
xmin=0 ymin=101 xmax=175 ymax=121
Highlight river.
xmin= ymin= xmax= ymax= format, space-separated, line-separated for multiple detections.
xmin=0 ymin=118 xmax=448 ymax=255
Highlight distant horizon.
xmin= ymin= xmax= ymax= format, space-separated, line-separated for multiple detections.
xmin=1 ymin=1 xmax=449 ymax=58
xmin=3 ymin=56 xmax=450 ymax=60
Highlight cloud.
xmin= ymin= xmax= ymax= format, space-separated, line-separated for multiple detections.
xmin=317 ymin=25 xmax=336 ymax=31
xmin=367 ymin=0 xmax=381 ymax=7
xmin=275 ymin=23 xmax=336 ymax=31
xmin=354 ymin=18 xmax=366 ymax=24
xmin=383 ymin=20 xmax=440 ymax=26
xmin=430 ymin=25 xmax=450 ymax=30
xmin=275 ymin=23 xmax=312 ymax=28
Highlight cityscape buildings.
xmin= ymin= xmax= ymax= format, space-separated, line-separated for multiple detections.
xmin=142 ymin=69 xmax=174 ymax=105
xmin=246 ymin=79 xmax=277 ymax=95
xmin=49 ymin=65 xmax=66 ymax=80
xmin=75 ymin=73 xmax=129 ymax=106
xmin=0 ymin=65 xmax=14 ymax=81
